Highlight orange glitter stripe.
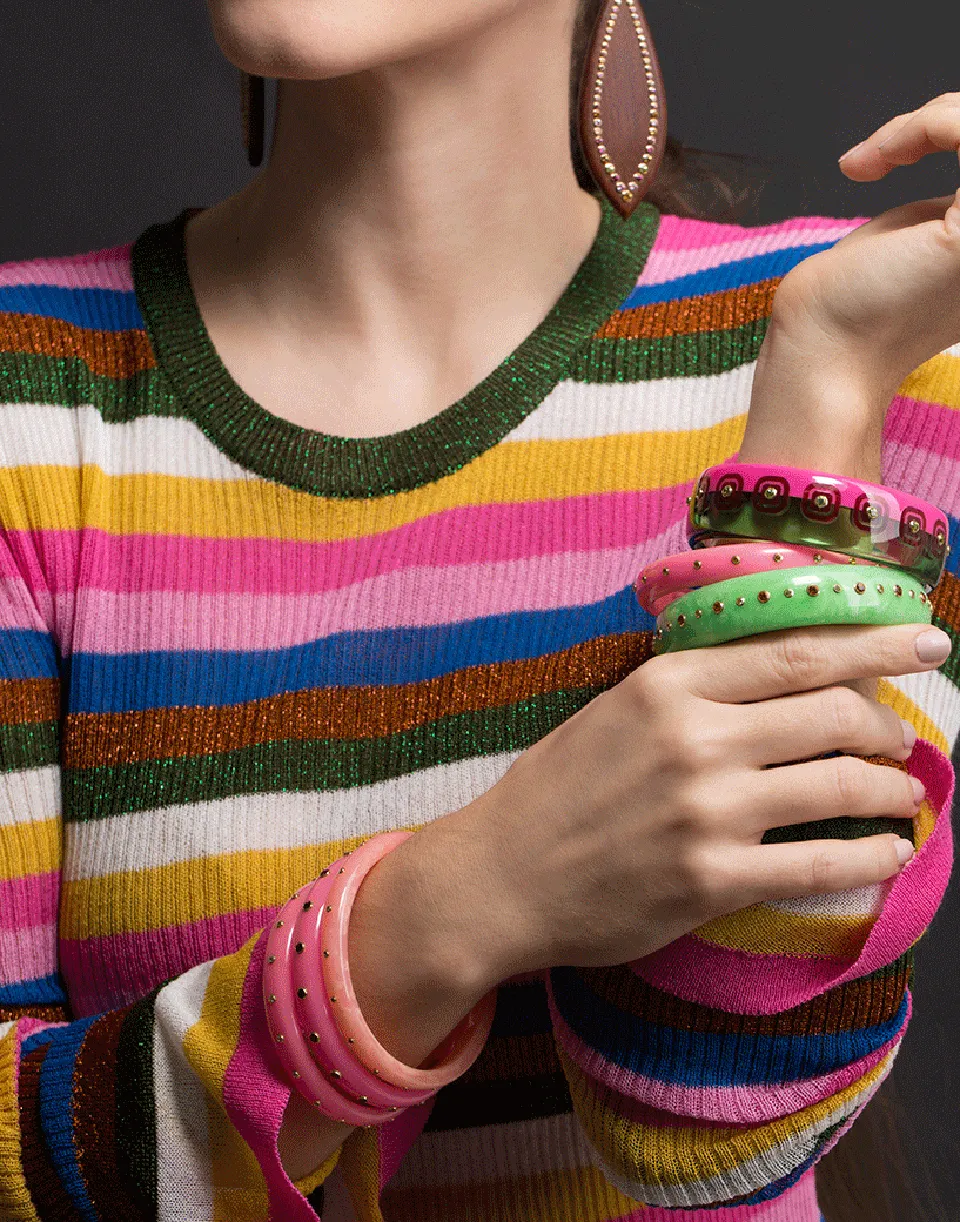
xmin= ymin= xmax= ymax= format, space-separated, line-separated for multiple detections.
xmin=0 ymin=679 xmax=59 ymax=726
xmin=62 ymin=632 xmax=652 ymax=768
xmin=0 ymin=313 xmax=155 ymax=379
xmin=930 ymin=568 xmax=960 ymax=631
xmin=594 ymin=279 xmax=779 ymax=340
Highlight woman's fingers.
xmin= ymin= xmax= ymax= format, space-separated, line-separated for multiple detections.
xmin=735 ymin=685 xmax=912 ymax=768
xmin=738 ymin=752 xmax=921 ymax=838
xmin=840 ymin=94 xmax=960 ymax=181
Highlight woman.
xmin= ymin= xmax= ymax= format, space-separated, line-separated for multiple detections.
xmin=0 ymin=0 xmax=958 ymax=1218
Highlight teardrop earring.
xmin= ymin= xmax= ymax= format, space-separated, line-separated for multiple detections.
xmin=576 ymin=0 xmax=667 ymax=219
xmin=239 ymin=69 xmax=266 ymax=167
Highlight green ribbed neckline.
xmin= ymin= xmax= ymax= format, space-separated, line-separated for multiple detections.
xmin=131 ymin=197 xmax=659 ymax=498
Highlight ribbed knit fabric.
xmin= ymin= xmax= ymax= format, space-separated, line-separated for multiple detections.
xmin=0 ymin=196 xmax=956 ymax=1222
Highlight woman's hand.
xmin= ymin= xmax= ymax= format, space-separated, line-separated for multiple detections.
xmin=437 ymin=622 xmax=950 ymax=976
xmin=742 ymin=92 xmax=960 ymax=479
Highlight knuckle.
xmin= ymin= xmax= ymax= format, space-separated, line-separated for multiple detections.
xmin=805 ymin=847 xmax=840 ymax=895
xmin=830 ymin=755 xmax=867 ymax=810
xmin=766 ymin=631 xmax=823 ymax=690
xmin=824 ymin=685 xmax=861 ymax=743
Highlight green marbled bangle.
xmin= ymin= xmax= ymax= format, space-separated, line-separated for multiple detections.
xmin=652 ymin=563 xmax=932 ymax=655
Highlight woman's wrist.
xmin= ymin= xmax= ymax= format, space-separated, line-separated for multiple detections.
xmin=744 ymin=309 xmax=890 ymax=481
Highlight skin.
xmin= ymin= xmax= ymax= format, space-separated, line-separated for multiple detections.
xmin=194 ymin=0 xmax=960 ymax=1183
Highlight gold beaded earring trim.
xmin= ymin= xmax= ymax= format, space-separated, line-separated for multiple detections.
xmin=239 ymin=69 xmax=265 ymax=167
xmin=577 ymin=0 xmax=667 ymax=219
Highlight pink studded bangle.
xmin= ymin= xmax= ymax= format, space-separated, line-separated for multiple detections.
xmin=635 ymin=541 xmax=871 ymax=616
xmin=320 ymin=831 xmax=498 ymax=1093
xmin=262 ymin=878 xmax=397 ymax=1127
xmin=290 ymin=867 xmax=436 ymax=1111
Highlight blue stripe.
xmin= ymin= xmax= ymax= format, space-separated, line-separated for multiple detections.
xmin=550 ymin=966 xmax=909 ymax=1086
xmin=0 ymin=973 xmax=68 ymax=1006
xmin=620 ymin=244 xmax=837 ymax=308
xmin=0 ymin=284 xmax=142 ymax=332
xmin=68 ymin=586 xmax=655 ymax=713
xmin=0 ymin=629 xmax=59 ymax=682
xmin=37 ymin=1017 xmax=100 ymax=1222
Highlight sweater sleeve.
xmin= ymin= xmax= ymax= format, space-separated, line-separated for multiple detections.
xmin=544 ymin=366 xmax=959 ymax=1211
xmin=0 ymin=519 xmax=344 ymax=1221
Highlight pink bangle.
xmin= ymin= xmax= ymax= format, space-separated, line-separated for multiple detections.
xmin=320 ymin=831 xmax=498 ymax=1093
xmin=262 ymin=882 xmax=396 ymax=1127
xmin=291 ymin=869 xmax=436 ymax=1111
xmin=635 ymin=541 xmax=871 ymax=616
xmin=688 ymin=462 xmax=948 ymax=587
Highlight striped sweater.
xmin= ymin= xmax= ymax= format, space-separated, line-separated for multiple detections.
xmin=0 ymin=196 xmax=956 ymax=1222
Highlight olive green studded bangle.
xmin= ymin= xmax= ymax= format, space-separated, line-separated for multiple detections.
xmin=652 ymin=563 xmax=932 ymax=655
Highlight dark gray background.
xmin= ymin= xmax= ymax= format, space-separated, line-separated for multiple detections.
xmin=2 ymin=0 xmax=959 ymax=1209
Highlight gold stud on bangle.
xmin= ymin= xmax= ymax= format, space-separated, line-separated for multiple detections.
xmin=784 ymin=588 xmax=795 ymax=598
xmin=330 ymin=995 xmax=337 ymax=1004
xmin=772 ymin=552 xmax=783 ymax=563
xmin=677 ymin=614 xmax=686 ymax=627
xmin=877 ymin=584 xmax=885 ymax=594
xmin=309 ymin=1032 xmax=320 ymax=1043
xmin=736 ymin=596 xmax=746 ymax=606
xmin=731 ymin=555 xmax=741 ymax=565
xmin=319 ymin=868 xmax=329 ymax=877
xmin=275 ymin=1033 xmax=284 ymax=1043
xmin=330 ymin=1070 xmax=343 ymax=1080
xmin=713 ymin=601 xmax=724 ymax=614
xmin=662 ymin=566 xmax=670 ymax=575
xmin=696 ymin=609 xmax=703 ymax=618
xmin=275 ymin=919 xmax=284 ymax=928
xmin=854 ymin=582 xmax=866 ymax=594
xmin=322 ymin=949 xmax=330 ymax=958
xmin=894 ymin=584 xmax=903 ymax=596
xmin=813 ymin=553 xmax=823 ymax=563
xmin=833 ymin=584 xmax=842 ymax=593
xmin=303 ymin=900 xmax=313 ymax=911
xmin=267 ymin=994 xmax=276 ymax=1004
xmin=909 ymin=589 xmax=916 ymax=598
xmin=757 ymin=590 xmax=771 ymax=603
xmin=807 ymin=585 xmax=820 ymax=596
xmin=326 ymin=905 xmax=332 ymax=913
xmin=693 ymin=559 xmax=702 ymax=570
xmin=297 ymin=987 xmax=308 ymax=999
xmin=267 ymin=955 xmax=276 ymax=965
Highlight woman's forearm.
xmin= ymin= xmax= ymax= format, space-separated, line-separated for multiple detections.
xmin=276 ymin=802 xmax=513 ymax=1181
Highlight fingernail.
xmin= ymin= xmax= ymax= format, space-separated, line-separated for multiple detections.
xmin=910 ymin=777 xmax=926 ymax=807
xmin=839 ymin=140 xmax=865 ymax=161
xmin=915 ymin=628 xmax=952 ymax=663
xmin=895 ymin=838 xmax=916 ymax=866
xmin=900 ymin=718 xmax=917 ymax=755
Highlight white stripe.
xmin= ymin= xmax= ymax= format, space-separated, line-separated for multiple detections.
xmin=0 ymin=766 xmax=59 ymax=829
xmin=155 ymin=959 xmax=217 ymax=1222
xmin=0 ymin=1021 xmax=14 ymax=1039
xmin=945 ymin=342 xmax=960 ymax=359
xmin=765 ymin=879 xmax=890 ymax=919
xmin=65 ymin=753 xmax=519 ymax=879
xmin=588 ymin=1050 xmax=896 ymax=1208
xmin=888 ymin=666 xmax=960 ymax=750
xmin=504 ymin=364 xmax=755 ymax=442
xmin=0 ymin=403 xmax=255 ymax=481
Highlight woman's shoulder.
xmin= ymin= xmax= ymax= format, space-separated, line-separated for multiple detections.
xmin=0 ymin=233 xmax=141 ymax=409
xmin=638 ymin=209 xmax=865 ymax=301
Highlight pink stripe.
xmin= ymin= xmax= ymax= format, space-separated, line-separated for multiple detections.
xmin=71 ymin=544 xmax=649 ymax=652
xmin=61 ymin=906 xmax=273 ymax=1016
xmin=0 ymin=922 xmax=56 ymax=986
xmin=638 ymin=228 xmax=859 ymax=287
xmin=884 ymin=393 xmax=960 ymax=461
xmin=0 ymin=873 xmax=58 ymax=930
xmin=651 ymin=213 xmax=866 ymax=253
xmin=221 ymin=929 xmax=318 ymax=1222
xmin=21 ymin=485 xmax=691 ymax=597
xmin=606 ymin=1166 xmax=820 ymax=1221
xmin=632 ymin=739 xmax=953 ymax=1012
xmin=0 ymin=245 xmax=134 ymax=291
xmin=547 ymin=993 xmax=908 ymax=1125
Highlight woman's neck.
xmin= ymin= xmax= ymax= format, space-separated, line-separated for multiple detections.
xmin=184 ymin=0 xmax=603 ymax=437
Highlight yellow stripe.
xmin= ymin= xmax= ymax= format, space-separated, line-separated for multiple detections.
xmin=61 ymin=832 xmax=425 ymax=938
xmin=560 ymin=1040 xmax=894 ymax=1189
xmin=0 ymin=820 xmax=60 ymax=883
xmin=0 ymin=1024 xmax=42 ymax=1222
xmin=899 ymin=353 xmax=960 ymax=411
xmin=182 ymin=933 xmax=270 ymax=1222
xmin=0 ymin=417 xmax=745 ymax=541
xmin=692 ymin=906 xmax=871 ymax=958
xmin=338 ymin=1128 xmax=387 ymax=1222
xmin=293 ymin=1145 xmax=342 ymax=1199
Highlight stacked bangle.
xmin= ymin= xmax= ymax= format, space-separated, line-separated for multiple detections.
xmin=687 ymin=463 xmax=948 ymax=588
xmin=652 ymin=564 xmax=932 ymax=655
xmin=262 ymin=831 xmax=498 ymax=1126
xmin=635 ymin=542 xmax=872 ymax=617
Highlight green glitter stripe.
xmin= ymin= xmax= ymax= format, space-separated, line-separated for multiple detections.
xmin=0 ymin=720 xmax=58 ymax=773
xmin=130 ymin=201 xmax=660 ymax=498
xmin=115 ymin=990 xmax=159 ymax=1218
xmin=0 ymin=355 xmax=177 ymax=419
xmin=569 ymin=318 xmax=770 ymax=383
xmin=762 ymin=813 xmax=915 ymax=846
xmin=62 ymin=686 xmax=601 ymax=822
